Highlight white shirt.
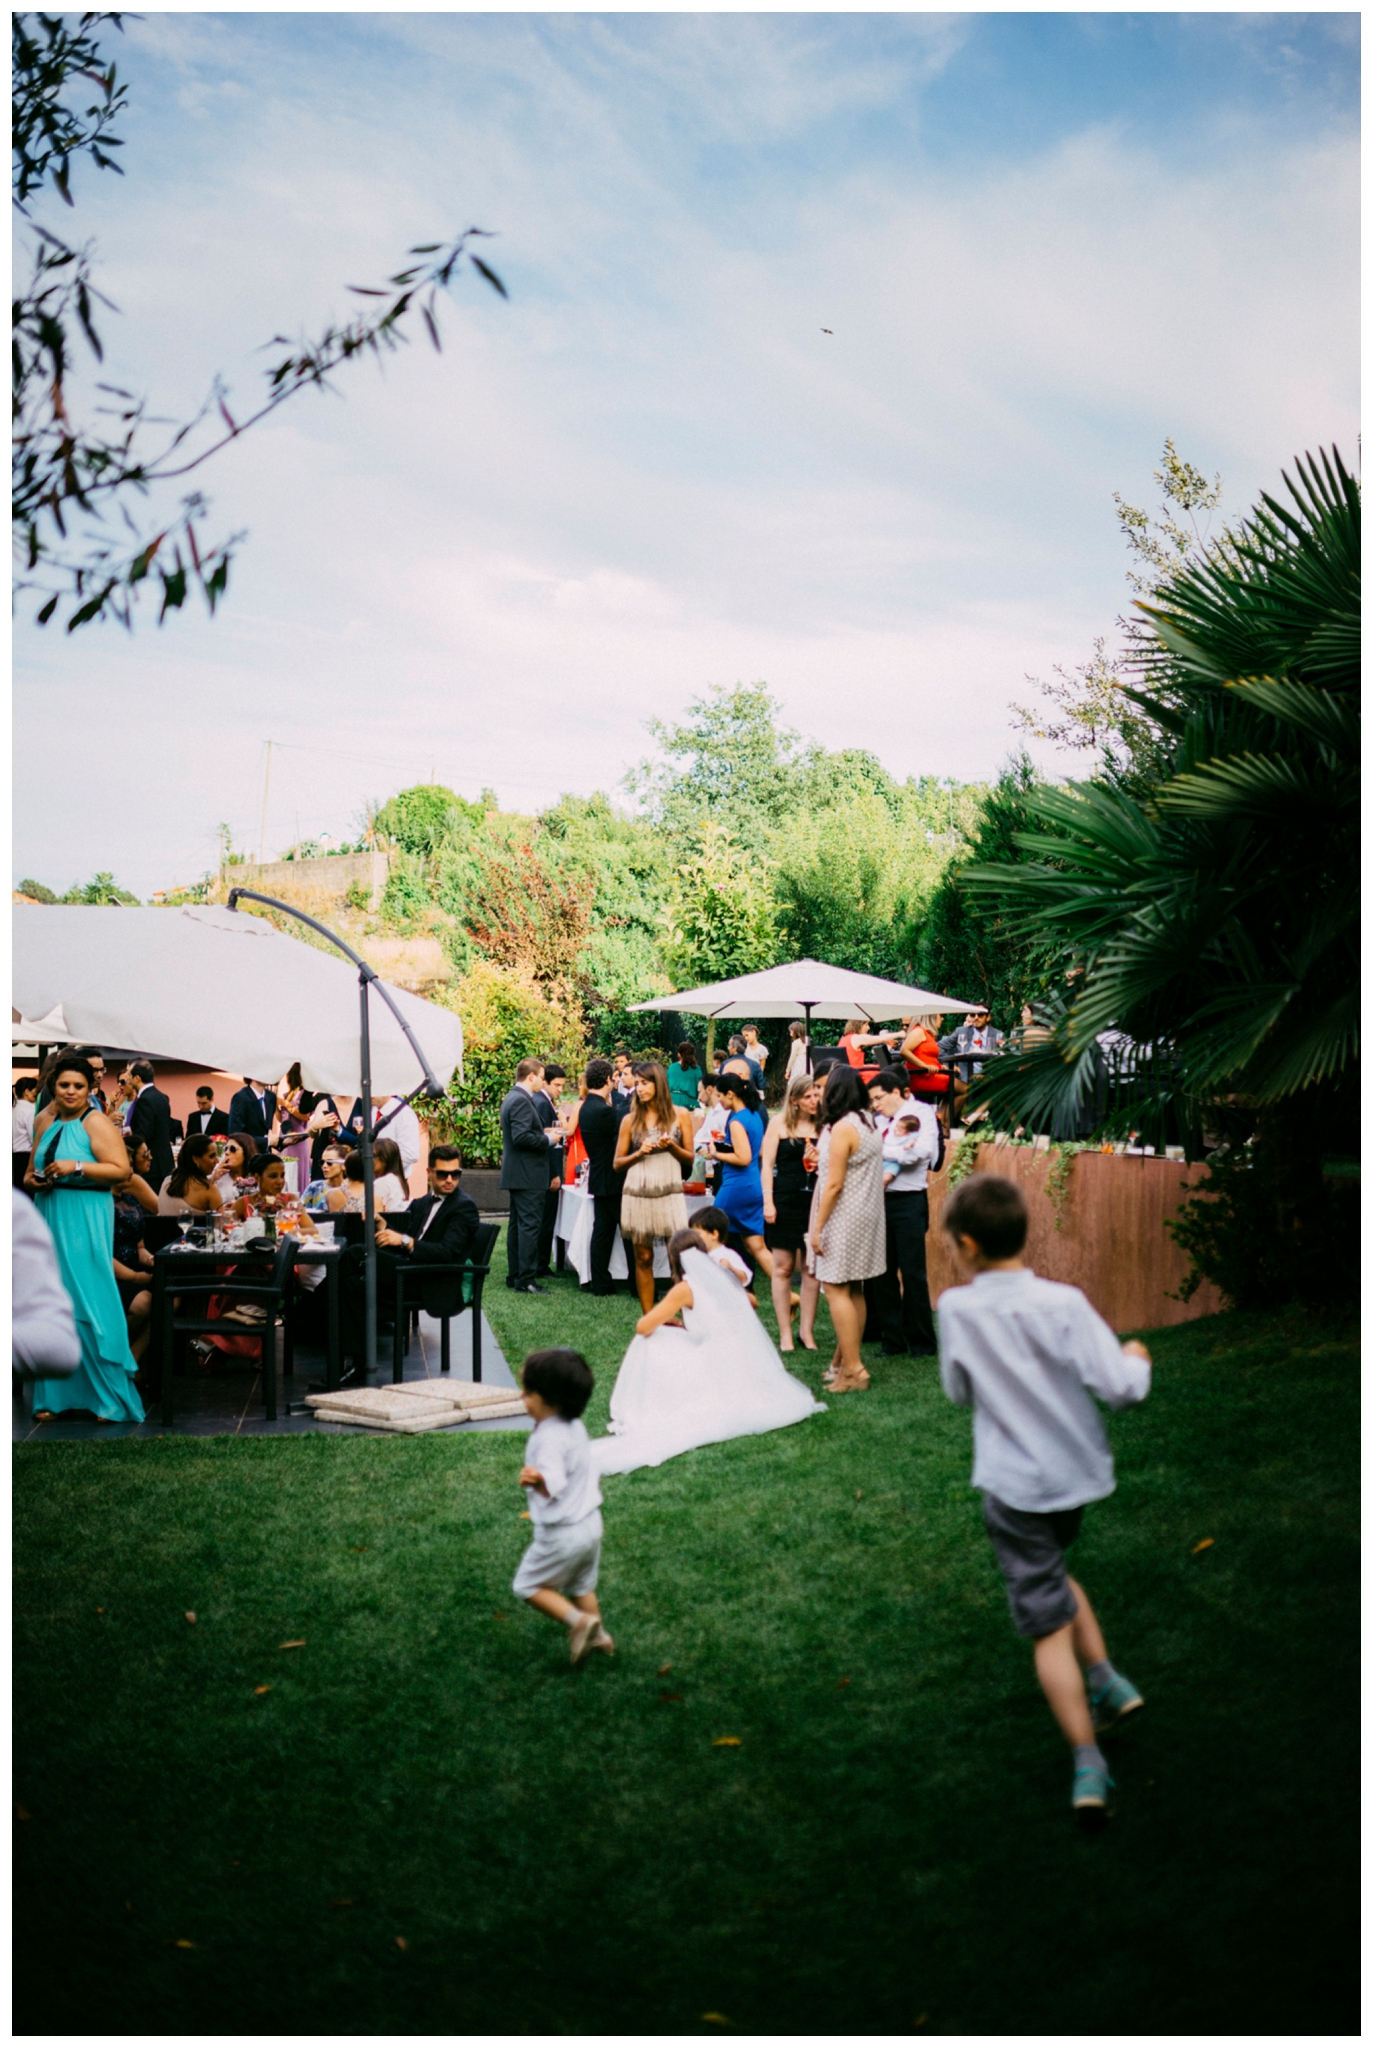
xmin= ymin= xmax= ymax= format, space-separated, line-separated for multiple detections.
xmin=876 ymin=1103 xmax=940 ymax=1192
xmin=785 ymin=1039 xmax=809 ymax=1083
xmin=938 ymin=1268 xmax=1150 ymax=1512
xmin=374 ymin=1098 xmax=421 ymax=1179
xmin=11 ymin=1189 xmax=81 ymax=1379
xmin=709 ymin=1243 xmax=752 ymax=1287
xmin=525 ymin=1414 xmax=602 ymax=1528
xmin=13 ymin=1099 xmax=35 ymax=1153
xmin=343 ymin=1172 xmax=410 ymax=1214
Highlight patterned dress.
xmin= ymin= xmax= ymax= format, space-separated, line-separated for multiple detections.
xmin=620 ymin=1119 xmax=689 ymax=1247
xmin=807 ymin=1113 xmax=886 ymax=1284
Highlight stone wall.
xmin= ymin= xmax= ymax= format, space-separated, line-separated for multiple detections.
xmin=229 ymin=850 xmax=391 ymax=911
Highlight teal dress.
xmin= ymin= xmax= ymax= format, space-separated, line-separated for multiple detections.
xmin=667 ymin=1062 xmax=702 ymax=1112
xmin=28 ymin=1114 xmax=145 ymax=1423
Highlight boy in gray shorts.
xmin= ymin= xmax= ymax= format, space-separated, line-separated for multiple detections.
xmin=516 ymin=1347 xmax=614 ymax=1665
xmin=937 ymin=1175 xmax=1150 ymax=1826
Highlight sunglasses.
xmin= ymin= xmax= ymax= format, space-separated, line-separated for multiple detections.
xmin=431 ymin=1168 xmax=461 ymax=1181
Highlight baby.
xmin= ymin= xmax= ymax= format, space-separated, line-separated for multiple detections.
xmin=881 ymin=1113 xmax=928 ymax=1190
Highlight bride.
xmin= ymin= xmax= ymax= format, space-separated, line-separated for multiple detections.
xmin=591 ymin=1229 xmax=826 ymax=1477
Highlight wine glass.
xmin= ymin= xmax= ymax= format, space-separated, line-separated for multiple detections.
xmin=177 ymin=1216 xmax=193 ymax=1248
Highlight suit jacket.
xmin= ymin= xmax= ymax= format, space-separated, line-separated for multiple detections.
xmin=937 ymin=1024 xmax=1004 ymax=1074
xmin=579 ymin=1092 xmax=625 ymax=1199
xmin=187 ymin=1108 xmax=230 ymax=1136
xmin=228 ymin=1086 xmax=273 ymax=1141
xmin=389 ymin=1188 xmax=481 ymax=1316
xmin=499 ymin=1085 xmax=552 ymax=1193
xmin=130 ymin=1086 xmax=175 ymax=1190
xmin=533 ymin=1088 xmax=566 ymax=1185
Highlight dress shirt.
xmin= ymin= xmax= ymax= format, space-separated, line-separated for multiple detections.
xmin=938 ymin=1268 xmax=1150 ymax=1512
xmin=13 ymin=1099 xmax=35 ymax=1153
xmin=374 ymin=1098 xmax=421 ymax=1179
xmin=11 ymin=1189 xmax=81 ymax=1379
xmin=876 ymin=1104 xmax=940 ymax=1192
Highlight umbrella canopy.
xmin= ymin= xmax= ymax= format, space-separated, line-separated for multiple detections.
xmin=629 ymin=958 xmax=980 ymax=1022
xmin=12 ymin=1002 xmax=71 ymax=1046
xmin=11 ymin=905 xmax=464 ymax=1096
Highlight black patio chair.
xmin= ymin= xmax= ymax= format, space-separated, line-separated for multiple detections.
xmin=390 ymin=1221 xmax=501 ymax=1385
xmin=156 ymin=1236 xmax=298 ymax=1426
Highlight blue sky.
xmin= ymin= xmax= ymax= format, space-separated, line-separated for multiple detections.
xmin=12 ymin=10 xmax=1359 ymax=898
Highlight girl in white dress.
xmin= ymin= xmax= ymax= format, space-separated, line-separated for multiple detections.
xmin=591 ymin=1230 xmax=825 ymax=1477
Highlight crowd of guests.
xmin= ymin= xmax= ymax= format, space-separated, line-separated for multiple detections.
xmin=497 ymin=1009 xmax=1007 ymax=1395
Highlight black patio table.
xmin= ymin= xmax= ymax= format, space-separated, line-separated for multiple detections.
xmin=150 ymin=1234 xmax=345 ymax=1427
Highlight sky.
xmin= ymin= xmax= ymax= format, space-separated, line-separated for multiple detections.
xmin=12 ymin=9 xmax=1359 ymax=900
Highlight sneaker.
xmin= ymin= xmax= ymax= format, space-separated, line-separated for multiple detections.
xmin=1090 ymin=1672 xmax=1144 ymax=1736
xmin=589 ymin=1621 xmax=615 ymax=1655
xmin=568 ymin=1612 xmax=598 ymax=1666
xmin=1072 ymin=1758 xmax=1113 ymax=1828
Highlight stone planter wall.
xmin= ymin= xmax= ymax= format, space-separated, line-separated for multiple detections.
xmin=926 ymin=1141 xmax=1225 ymax=1333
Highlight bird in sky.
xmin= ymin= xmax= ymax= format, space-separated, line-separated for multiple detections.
xmin=821 ymin=327 xmax=833 ymax=334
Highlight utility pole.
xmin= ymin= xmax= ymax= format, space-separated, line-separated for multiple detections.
xmin=258 ymin=740 xmax=273 ymax=866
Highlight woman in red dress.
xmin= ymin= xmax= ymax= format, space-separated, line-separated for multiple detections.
xmin=897 ymin=1013 xmax=950 ymax=1109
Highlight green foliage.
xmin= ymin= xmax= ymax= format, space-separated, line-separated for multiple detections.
xmin=16 ymin=876 xmax=57 ymax=902
xmin=627 ymin=682 xmax=804 ymax=851
xmin=377 ymin=851 xmax=431 ymax=931
xmin=914 ymin=757 xmax=1056 ymax=1025
xmin=427 ymin=960 xmax=585 ymax=1165
xmin=59 ymin=870 xmax=138 ymax=905
xmin=373 ymin=784 xmax=483 ymax=857
xmin=657 ymin=822 xmax=778 ymax=989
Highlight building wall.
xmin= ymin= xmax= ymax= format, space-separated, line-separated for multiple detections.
xmin=227 ymin=850 xmax=391 ymax=911
xmin=926 ymin=1141 xmax=1226 ymax=1333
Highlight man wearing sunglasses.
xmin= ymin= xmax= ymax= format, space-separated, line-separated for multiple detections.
xmin=341 ymin=1144 xmax=480 ymax=1378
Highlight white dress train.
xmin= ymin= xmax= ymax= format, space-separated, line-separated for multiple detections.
xmin=590 ymin=1248 xmax=826 ymax=1476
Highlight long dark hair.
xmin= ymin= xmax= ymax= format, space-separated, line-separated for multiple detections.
xmin=167 ymin=1132 xmax=218 ymax=1199
xmin=716 ymin=1072 xmax=761 ymax=1118
xmin=667 ymin=1227 xmax=708 ymax=1283
xmin=675 ymin=1041 xmax=699 ymax=1071
xmin=626 ymin=1061 xmax=675 ymax=1141
xmin=818 ymin=1063 xmax=873 ymax=1129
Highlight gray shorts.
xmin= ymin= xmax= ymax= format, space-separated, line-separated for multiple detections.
xmin=982 ymin=1494 xmax=1085 ymax=1639
xmin=512 ymin=1509 xmax=603 ymax=1600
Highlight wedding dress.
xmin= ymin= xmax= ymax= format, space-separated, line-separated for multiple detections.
xmin=591 ymin=1248 xmax=826 ymax=1476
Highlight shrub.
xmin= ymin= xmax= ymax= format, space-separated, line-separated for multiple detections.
xmin=427 ymin=961 xmax=586 ymax=1167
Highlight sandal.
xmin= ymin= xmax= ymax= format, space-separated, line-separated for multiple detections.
xmin=828 ymin=1368 xmax=870 ymax=1393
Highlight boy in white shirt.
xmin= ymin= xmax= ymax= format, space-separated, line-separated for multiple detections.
xmin=938 ymin=1174 xmax=1150 ymax=1827
xmin=516 ymin=1347 xmax=613 ymax=1664
xmin=690 ymin=1205 xmax=756 ymax=1297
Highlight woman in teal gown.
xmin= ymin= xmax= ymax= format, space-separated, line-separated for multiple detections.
xmin=26 ymin=1055 xmax=145 ymax=1424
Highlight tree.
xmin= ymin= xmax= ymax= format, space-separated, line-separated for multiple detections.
xmin=912 ymin=758 xmax=1057 ymax=1023
xmin=771 ymin=789 xmax=954 ymax=979
xmin=966 ymin=447 xmax=1359 ymax=1303
xmin=626 ymin=682 xmax=805 ymax=851
xmin=427 ymin=960 xmax=585 ymax=1167
xmin=373 ymin=784 xmax=484 ymax=856
xmin=60 ymin=869 xmax=138 ymax=904
xmin=657 ymin=823 xmax=778 ymax=990
xmin=12 ymin=12 xmax=506 ymax=631
xmin=16 ymin=877 xmax=57 ymax=902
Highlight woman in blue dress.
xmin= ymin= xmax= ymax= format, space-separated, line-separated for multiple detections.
xmin=709 ymin=1073 xmax=775 ymax=1284
xmin=25 ymin=1054 xmax=145 ymax=1424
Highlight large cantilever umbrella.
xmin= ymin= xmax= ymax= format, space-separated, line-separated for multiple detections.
xmin=11 ymin=905 xmax=463 ymax=1094
xmin=630 ymin=958 xmax=979 ymax=1033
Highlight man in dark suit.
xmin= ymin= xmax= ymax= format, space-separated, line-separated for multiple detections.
xmin=500 ymin=1057 xmax=554 ymax=1293
xmin=128 ymin=1060 xmax=175 ymax=1190
xmin=229 ymin=1079 xmax=275 ymax=1144
xmin=578 ymin=1057 xmax=626 ymax=1295
xmin=187 ymin=1086 xmax=230 ymax=1137
xmin=340 ymin=1144 xmax=480 ymax=1373
xmin=533 ymin=1061 xmax=568 ymax=1278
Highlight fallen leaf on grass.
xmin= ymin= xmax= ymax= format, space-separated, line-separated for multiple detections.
xmin=659 ymin=1692 xmax=683 ymax=1704
xmin=125 ymin=1901 xmax=132 ymax=1912
xmin=914 ymin=2015 xmax=928 ymax=2027
xmin=174 ymin=1939 xmax=195 ymax=1949
xmin=97 ymin=1606 xmax=103 ymax=1613
xmin=657 ymin=1662 xmax=672 ymax=1676
xmin=350 ymin=1545 xmax=368 ymax=1553
xmin=1191 ymin=1538 xmax=1215 ymax=1554
xmin=838 ymin=1677 xmax=850 ymax=1688
xmin=518 ymin=1512 xmax=531 ymax=1521
xmin=329 ymin=1898 xmax=354 ymax=1909
xmin=855 ymin=1490 xmax=862 ymax=1500
xmin=712 ymin=1737 xmax=742 ymax=1748
xmin=185 ymin=1612 xmax=197 ymax=1625
xmin=492 ymin=1612 xmax=508 ymax=1621
xmin=278 ymin=1640 xmax=306 ymax=1650
xmin=16 ymin=1805 xmax=31 ymax=1821
xmin=394 ymin=1935 xmax=408 ymax=1951
xmin=702 ymin=2014 xmax=731 ymax=2026
xmin=253 ymin=1685 xmax=272 ymax=1696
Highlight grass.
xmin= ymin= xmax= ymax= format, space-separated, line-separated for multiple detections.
xmin=12 ymin=1237 xmax=1359 ymax=2035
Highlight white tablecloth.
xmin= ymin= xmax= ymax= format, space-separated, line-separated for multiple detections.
xmin=554 ymin=1184 xmax=713 ymax=1285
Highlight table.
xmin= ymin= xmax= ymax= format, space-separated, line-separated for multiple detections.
xmin=554 ymin=1184 xmax=714 ymax=1286
xmin=151 ymin=1236 xmax=344 ymax=1425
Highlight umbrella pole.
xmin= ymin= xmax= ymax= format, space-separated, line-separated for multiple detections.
xmin=360 ymin=973 xmax=377 ymax=1383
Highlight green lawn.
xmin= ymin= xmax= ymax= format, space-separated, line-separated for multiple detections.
xmin=13 ymin=1245 xmax=1358 ymax=2036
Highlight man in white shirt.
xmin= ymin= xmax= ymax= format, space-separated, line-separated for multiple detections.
xmin=866 ymin=1067 xmax=940 ymax=1357
xmin=373 ymin=1093 xmax=421 ymax=1185
xmin=12 ymin=1078 xmax=37 ymax=1187
xmin=937 ymin=1172 xmax=1151 ymax=1827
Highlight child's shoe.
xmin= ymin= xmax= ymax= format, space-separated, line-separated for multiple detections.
xmin=589 ymin=1622 xmax=615 ymax=1655
xmin=1072 ymin=1757 xmax=1113 ymax=1830
xmin=568 ymin=1612 xmax=598 ymax=1665
xmin=1090 ymin=1672 xmax=1144 ymax=1735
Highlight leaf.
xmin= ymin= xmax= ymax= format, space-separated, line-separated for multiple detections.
xmin=702 ymin=2015 xmax=732 ymax=2025
xmin=855 ymin=1489 xmax=862 ymax=1500
xmin=36 ymin=594 xmax=58 ymax=624
xmin=185 ymin=1611 xmax=196 ymax=1624
xmin=253 ymin=1685 xmax=271 ymax=1695
xmin=351 ymin=1545 xmax=367 ymax=1552
xmin=712 ymin=1737 xmax=742 ymax=1747
xmin=657 ymin=1662 xmax=672 ymax=1676
xmin=492 ymin=1613 xmax=508 ymax=1621
xmin=16 ymin=1806 xmax=31 ymax=1822
xmin=838 ymin=1678 xmax=850 ymax=1688
xmin=394 ymin=1935 xmax=408 ymax=1952
xmin=329 ymin=1898 xmax=353 ymax=1909
xmin=174 ymin=1939 xmax=195 ymax=1949
xmin=277 ymin=1639 xmax=306 ymax=1650
xmin=518 ymin=1511 xmax=531 ymax=1521
xmin=96 ymin=1606 xmax=103 ymax=1613
xmin=1191 ymin=1537 xmax=1215 ymax=1554
xmin=470 ymin=254 xmax=508 ymax=296
xmin=659 ymin=1692 xmax=683 ymax=1704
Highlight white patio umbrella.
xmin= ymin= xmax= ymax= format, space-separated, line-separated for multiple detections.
xmin=630 ymin=958 xmax=980 ymax=1031
xmin=11 ymin=905 xmax=463 ymax=1095
xmin=12 ymin=1002 xmax=72 ymax=1047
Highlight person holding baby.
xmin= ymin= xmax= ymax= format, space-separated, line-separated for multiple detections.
xmin=866 ymin=1066 xmax=941 ymax=1359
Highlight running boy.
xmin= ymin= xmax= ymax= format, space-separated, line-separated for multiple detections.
xmin=516 ymin=1347 xmax=613 ymax=1664
xmin=937 ymin=1174 xmax=1150 ymax=1826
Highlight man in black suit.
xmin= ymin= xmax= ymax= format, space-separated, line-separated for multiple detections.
xmin=534 ymin=1061 xmax=568 ymax=1278
xmin=128 ymin=1059 xmax=175 ymax=1190
xmin=186 ymin=1086 xmax=230 ymax=1137
xmin=229 ymin=1079 xmax=275 ymax=1144
xmin=500 ymin=1057 xmax=555 ymax=1293
xmin=578 ymin=1057 xmax=626 ymax=1295
xmin=340 ymin=1144 xmax=480 ymax=1373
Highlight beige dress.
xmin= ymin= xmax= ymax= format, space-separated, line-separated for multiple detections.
xmin=808 ymin=1114 xmax=886 ymax=1283
xmin=620 ymin=1119 xmax=689 ymax=1247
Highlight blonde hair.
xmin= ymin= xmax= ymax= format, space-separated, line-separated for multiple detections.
xmin=781 ymin=1073 xmax=817 ymax=1135
xmin=842 ymin=1018 xmax=866 ymax=1038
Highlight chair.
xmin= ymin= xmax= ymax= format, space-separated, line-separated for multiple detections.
xmin=156 ymin=1237 xmax=298 ymax=1426
xmin=390 ymin=1222 xmax=501 ymax=1384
